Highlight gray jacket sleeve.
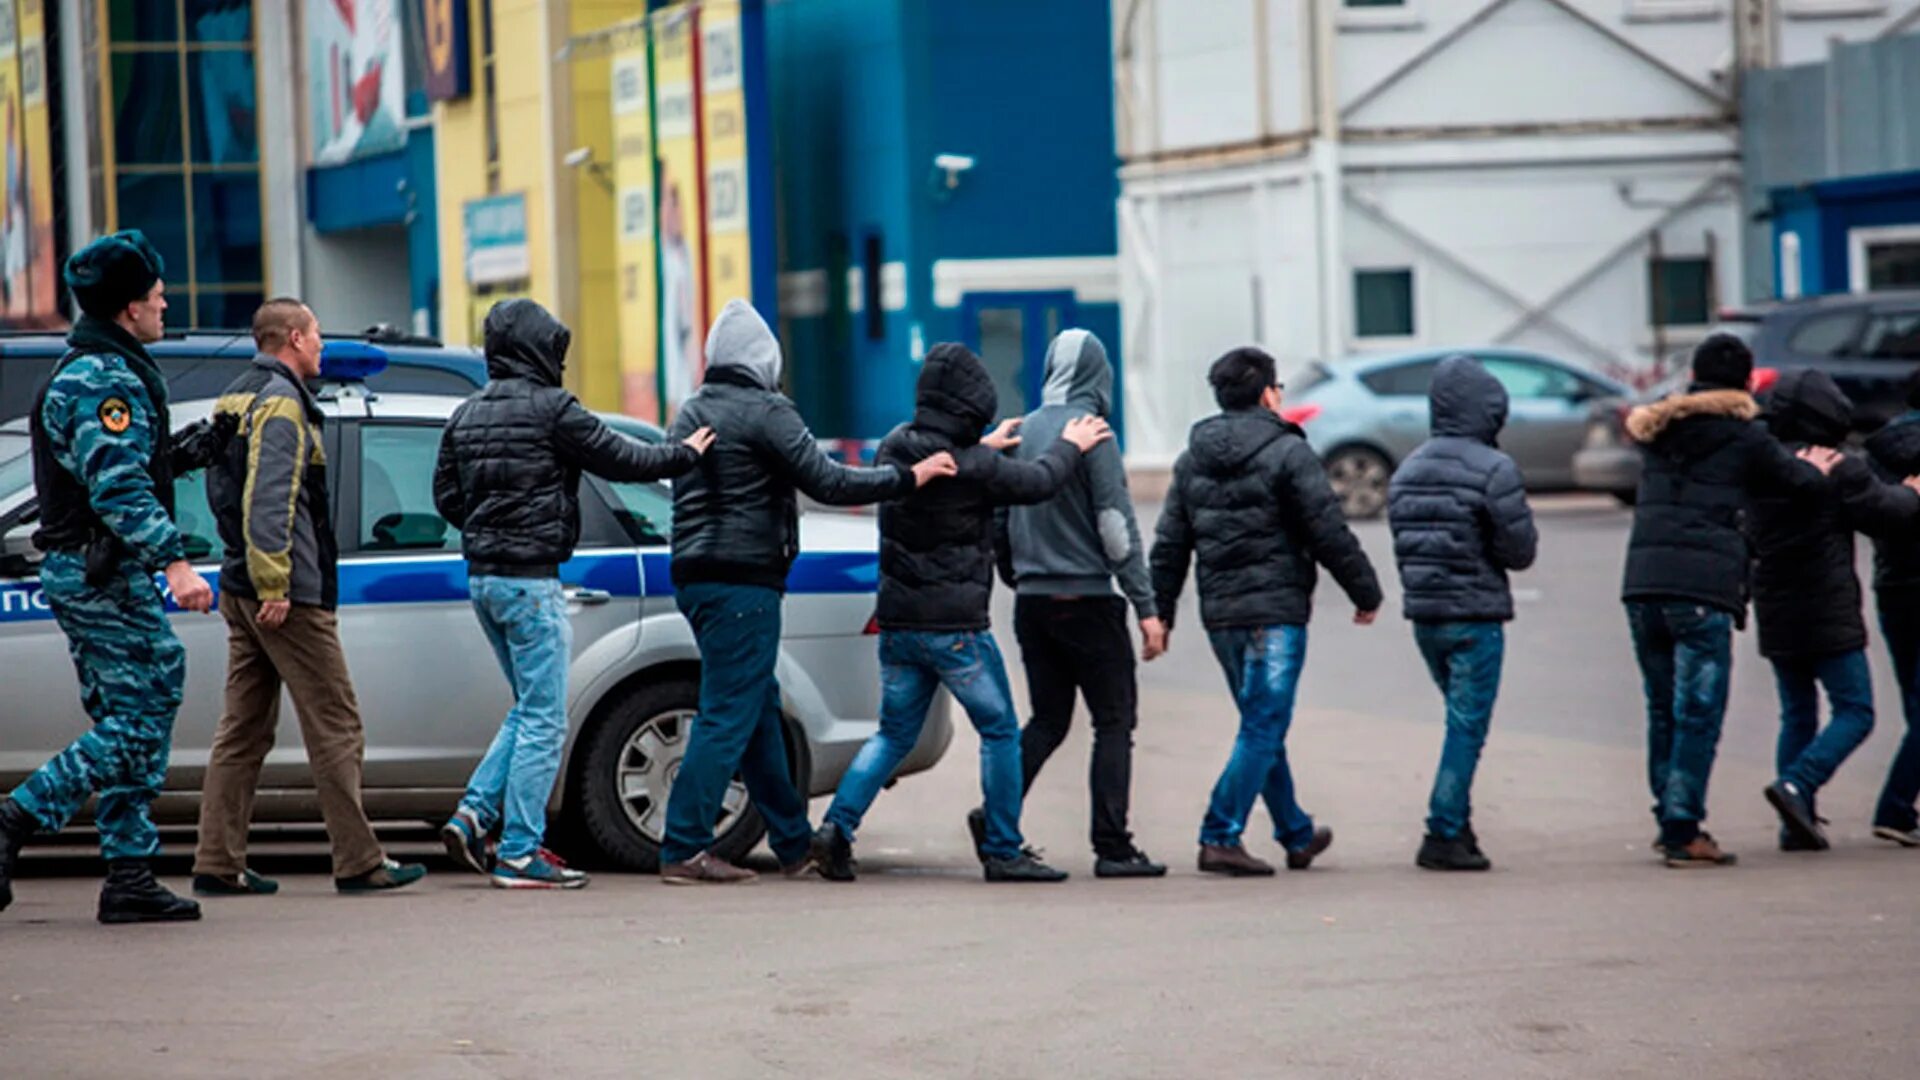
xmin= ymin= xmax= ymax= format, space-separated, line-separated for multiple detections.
xmin=1086 ymin=438 xmax=1156 ymax=620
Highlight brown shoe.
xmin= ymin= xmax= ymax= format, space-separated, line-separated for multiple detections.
xmin=1663 ymin=832 xmax=1738 ymax=868
xmin=1198 ymin=843 xmax=1276 ymax=877
xmin=660 ymin=851 xmax=759 ymax=885
xmin=781 ymin=854 xmax=819 ymax=880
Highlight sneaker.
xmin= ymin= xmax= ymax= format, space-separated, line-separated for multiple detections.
xmin=1417 ymin=833 xmax=1492 ymax=872
xmin=98 ymin=860 xmax=202 ymax=924
xmin=1285 ymin=826 xmax=1334 ymax=871
xmin=1765 ymin=780 xmax=1829 ymax=851
xmin=659 ymin=851 xmax=756 ymax=886
xmin=983 ymin=852 xmax=1069 ymax=883
xmin=1094 ymin=850 xmax=1168 ymax=879
xmin=1198 ymin=843 xmax=1276 ymax=877
xmin=491 ymin=852 xmax=589 ymax=890
xmin=338 ymin=859 xmax=428 ymax=894
xmin=811 ymin=823 xmax=856 ymax=883
xmin=1874 ymin=824 xmax=1920 ymax=848
xmin=440 ymin=807 xmax=497 ymax=876
xmin=1663 ymin=832 xmax=1738 ymax=868
xmin=0 ymin=797 xmax=36 ymax=914
xmin=192 ymin=869 xmax=280 ymax=896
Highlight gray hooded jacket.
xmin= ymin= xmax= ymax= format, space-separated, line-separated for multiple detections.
xmin=994 ymin=330 xmax=1155 ymax=619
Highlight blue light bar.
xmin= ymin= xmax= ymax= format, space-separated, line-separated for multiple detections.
xmin=319 ymin=341 xmax=389 ymax=381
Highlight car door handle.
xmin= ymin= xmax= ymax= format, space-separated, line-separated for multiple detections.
xmin=563 ymin=586 xmax=612 ymax=606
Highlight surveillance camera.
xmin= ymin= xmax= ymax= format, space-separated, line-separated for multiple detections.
xmin=563 ymin=147 xmax=594 ymax=169
xmin=933 ymin=153 xmax=975 ymax=173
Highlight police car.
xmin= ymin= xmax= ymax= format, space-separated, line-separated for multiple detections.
xmin=0 ymin=343 xmax=952 ymax=870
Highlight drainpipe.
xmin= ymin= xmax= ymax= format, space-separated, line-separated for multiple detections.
xmin=1309 ymin=0 xmax=1344 ymax=362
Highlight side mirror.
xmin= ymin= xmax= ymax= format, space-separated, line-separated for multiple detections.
xmin=1 ymin=522 xmax=43 ymax=578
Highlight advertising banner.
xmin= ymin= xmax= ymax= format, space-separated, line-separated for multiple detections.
xmin=464 ymin=193 xmax=530 ymax=287
xmin=651 ymin=9 xmax=704 ymax=414
xmin=0 ymin=0 xmax=54 ymax=326
xmin=308 ymin=0 xmax=407 ymax=165
xmin=419 ymin=0 xmax=470 ymax=102
xmin=700 ymin=3 xmax=752 ymax=318
xmin=611 ymin=44 xmax=659 ymax=421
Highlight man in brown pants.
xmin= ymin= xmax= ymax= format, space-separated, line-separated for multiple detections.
xmin=191 ymin=299 xmax=425 ymax=896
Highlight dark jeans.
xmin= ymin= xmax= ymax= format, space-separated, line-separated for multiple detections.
xmin=1412 ymin=621 xmax=1505 ymax=841
xmin=1626 ymin=600 xmax=1733 ymax=847
xmin=1013 ymin=595 xmax=1139 ymax=859
xmin=1199 ymin=624 xmax=1315 ymax=851
xmin=1772 ymin=649 xmax=1875 ymax=799
xmin=660 ymin=582 xmax=812 ymax=867
xmin=1878 ymin=604 xmax=1920 ymax=832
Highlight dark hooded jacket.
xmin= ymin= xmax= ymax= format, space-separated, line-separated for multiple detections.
xmin=1865 ymin=412 xmax=1920 ymax=602
xmin=1386 ymin=356 xmax=1537 ymax=622
xmin=1149 ymin=408 xmax=1382 ymax=631
xmin=1620 ymin=384 xmax=1827 ymax=619
xmin=1751 ymin=370 xmax=1920 ymax=658
xmin=434 ymin=299 xmax=699 ymax=577
xmin=876 ymin=344 xmax=1081 ymax=631
xmin=669 ymin=299 xmax=914 ymax=592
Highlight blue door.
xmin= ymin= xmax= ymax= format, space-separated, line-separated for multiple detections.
xmin=960 ymin=290 xmax=1077 ymax=419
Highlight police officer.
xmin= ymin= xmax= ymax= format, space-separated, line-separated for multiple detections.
xmin=0 ymin=231 xmax=226 ymax=923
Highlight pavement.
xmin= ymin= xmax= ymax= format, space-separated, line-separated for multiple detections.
xmin=3 ymin=497 xmax=1918 ymax=1079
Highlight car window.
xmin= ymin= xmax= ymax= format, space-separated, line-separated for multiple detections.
xmin=358 ymin=424 xmax=459 ymax=552
xmin=601 ymin=480 xmax=673 ymax=546
xmin=1359 ymin=359 xmax=1438 ymax=397
xmin=1857 ymin=310 xmax=1920 ymax=361
xmin=172 ymin=471 xmax=223 ymax=563
xmin=1785 ymin=311 xmax=1862 ymax=357
xmin=0 ymin=433 xmax=31 ymax=504
xmin=0 ymin=355 xmax=59 ymax=423
xmin=1479 ymin=357 xmax=1584 ymax=400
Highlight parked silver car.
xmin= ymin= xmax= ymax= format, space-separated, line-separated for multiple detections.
xmin=0 ymin=386 xmax=951 ymax=871
xmin=1284 ymin=348 xmax=1632 ymax=518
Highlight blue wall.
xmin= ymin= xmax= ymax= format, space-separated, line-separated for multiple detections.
xmin=1773 ymin=171 xmax=1920 ymax=299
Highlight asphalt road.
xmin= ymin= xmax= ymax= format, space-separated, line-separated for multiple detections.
xmin=3 ymin=498 xmax=1917 ymax=1079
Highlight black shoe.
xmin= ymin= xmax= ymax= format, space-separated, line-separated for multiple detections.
xmin=965 ymin=808 xmax=988 ymax=864
xmin=983 ymin=853 xmax=1069 ymax=883
xmin=192 ymin=869 xmax=280 ymax=896
xmin=336 ymin=859 xmax=428 ymax=894
xmin=1417 ymin=833 xmax=1491 ymax=872
xmin=0 ymin=797 xmax=34 ymax=914
xmin=811 ymin=823 xmax=856 ymax=882
xmin=98 ymin=860 xmax=202 ymax=924
xmin=1765 ymin=780 xmax=1829 ymax=851
xmin=1094 ymin=850 xmax=1168 ymax=879
xmin=1285 ymin=825 xmax=1334 ymax=870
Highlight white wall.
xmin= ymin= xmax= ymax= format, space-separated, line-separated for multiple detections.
xmin=299 ymin=227 xmax=414 ymax=334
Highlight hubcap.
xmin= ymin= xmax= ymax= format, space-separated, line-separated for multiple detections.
xmin=1327 ymin=451 xmax=1389 ymax=518
xmin=615 ymin=709 xmax=749 ymax=842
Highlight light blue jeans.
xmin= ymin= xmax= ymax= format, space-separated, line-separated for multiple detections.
xmin=458 ymin=576 xmax=572 ymax=861
xmin=1200 ymin=624 xmax=1315 ymax=851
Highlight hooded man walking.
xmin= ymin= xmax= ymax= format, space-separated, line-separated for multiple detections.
xmin=1622 ymin=334 xmax=1838 ymax=868
xmin=1863 ymin=371 xmax=1920 ymax=848
xmin=659 ymin=300 xmax=956 ymax=885
xmin=813 ymin=343 xmax=1111 ymax=883
xmin=1387 ymin=356 xmax=1537 ymax=872
xmin=435 ymin=299 xmax=711 ymax=890
xmin=994 ymin=329 xmax=1166 ymax=878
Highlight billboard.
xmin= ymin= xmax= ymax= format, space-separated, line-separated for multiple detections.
xmin=0 ymin=1 xmax=56 ymax=326
xmin=309 ymin=0 xmax=407 ymax=165
xmin=652 ymin=10 xmax=703 ymax=414
xmin=611 ymin=46 xmax=659 ymax=420
xmin=419 ymin=0 xmax=470 ymax=102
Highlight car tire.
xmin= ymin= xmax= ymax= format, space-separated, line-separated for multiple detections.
xmin=575 ymin=679 xmax=768 ymax=872
xmin=1324 ymin=446 xmax=1392 ymax=520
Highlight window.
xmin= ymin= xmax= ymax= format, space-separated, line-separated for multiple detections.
xmin=1857 ymin=310 xmax=1920 ymax=361
xmin=1353 ymin=269 xmax=1415 ymax=339
xmin=1779 ymin=232 xmax=1802 ymax=300
xmin=602 ymin=480 xmax=673 ymax=547
xmin=171 ymin=470 xmax=223 ymax=562
xmin=1785 ymin=311 xmax=1861 ymax=358
xmin=1649 ymin=257 xmax=1712 ymax=327
xmin=1849 ymin=226 xmax=1920 ymax=293
xmin=104 ymin=0 xmax=263 ymax=328
xmin=358 ymin=425 xmax=457 ymax=552
xmin=1360 ymin=359 xmax=1438 ymax=397
xmin=1479 ymin=357 xmax=1585 ymax=401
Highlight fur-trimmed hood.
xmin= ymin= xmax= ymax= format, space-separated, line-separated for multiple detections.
xmin=1626 ymin=389 xmax=1759 ymax=444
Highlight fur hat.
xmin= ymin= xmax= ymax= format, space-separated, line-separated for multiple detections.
xmin=1691 ymin=333 xmax=1753 ymax=392
xmin=64 ymin=230 xmax=164 ymax=320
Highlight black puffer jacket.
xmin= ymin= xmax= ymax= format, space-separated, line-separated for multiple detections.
xmin=669 ymin=299 xmax=913 ymax=592
xmin=1866 ymin=412 xmax=1920 ymax=603
xmin=433 ymin=300 xmax=699 ymax=577
xmin=1150 ymin=408 xmax=1382 ymax=630
xmin=1387 ymin=356 xmax=1538 ymax=622
xmin=877 ymin=344 xmax=1080 ymax=631
xmin=1620 ymin=386 xmax=1826 ymax=620
xmin=1752 ymin=371 xmax=1920 ymax=658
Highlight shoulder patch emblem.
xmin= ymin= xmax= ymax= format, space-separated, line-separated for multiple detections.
xmin=98 ymin=397 xmax=132 ymax=434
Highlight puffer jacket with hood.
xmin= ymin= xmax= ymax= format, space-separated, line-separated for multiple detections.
xmin=669 ymin=299 xmax=914 ymax=592
xmin=995 ymin=330 xmax=1156 ymax=619
xmin=877 ymin=344 xmax=1082 ymax=631
xmin=433 ymin=299 xmax=700 ymax=577
xmin=1386 ymin=356 xmax=1538 ymax=622
xmin=1150 ymin=408 xmax=1382 ymax=631
xmin=1620 ymin=383 xmax=1825 ymax=618
xmin=1751 ymin=370 xmax=1920 ymax=659
xmin=1866 ymin=411 xmax=1920 ymax=601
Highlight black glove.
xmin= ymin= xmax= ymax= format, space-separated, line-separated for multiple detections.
xmin=169 ymin=412 xmax=240 ymax=473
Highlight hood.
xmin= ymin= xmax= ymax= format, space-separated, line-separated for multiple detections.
xmin=1867 ymin=411 xmax=1920 ymax=475
xmin=704 ymin=298 xmax=783 ymax=390
xmin=912 ymin=343 xmax=996 ymax=445
xmin=1764 ymin=368 xmax=1852 ymax=447
xmin=483 ymin=299 xmax=569 ymax=386
xmin=1188 ymin=408 xmax=1290 ymax=478
xmin=1039 ymin=329 xmax=1113 ymax=417
xmin=1625 ymin=389 xmax=1758 ymax=444
xmin=1428 ymin=355 xmax=1507 ymax=444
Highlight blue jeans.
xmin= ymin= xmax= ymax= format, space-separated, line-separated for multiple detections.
xmin=459 ymin=576 xmax=572 ymax=861
xmin=1413 ymin=621 xmax=1505 ymax=841
xmin=660 ymin=583 xmax=812 ymax=867
xmin=1199 ymin=624 xmax=1315 ymax=851
xmin=826 ymin=630 xmax=1026 ymax=860
xmin=1626 ymin=600 xmax=1733 ymax=847
xmin=1773 ymin=650 xmax=1875 ymax=800
xmin=1879 ymin=606 xmax=1920 ymax=832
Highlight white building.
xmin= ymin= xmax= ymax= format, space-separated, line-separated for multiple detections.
xmin=1114 ymin=0 xmax=1916 ymax=463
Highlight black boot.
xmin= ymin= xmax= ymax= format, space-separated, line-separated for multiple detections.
xmin=0 ymin=797 xmax=35 ymax=913
xmin=1417 ymin=833 xmax=1491 ymax=872
xmin=98 ymin=859 xmax=202 ymax=925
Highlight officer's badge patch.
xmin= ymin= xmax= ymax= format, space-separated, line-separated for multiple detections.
xmin=99 ymin=398 xmax=132 ymax=434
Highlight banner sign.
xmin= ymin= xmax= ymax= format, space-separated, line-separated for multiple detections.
xmin=0 ymin=0 xmax=55 ymax=327
xmin=309 ymin=0 xmax=407 ymax=165
xmin=464 ymin=193 xmax=529 ymax=286
xmin=701 ymin=6 xmax=752 ymax=318
xmin=419 ymin=0 xmax=470 ymax=103
xmin=612 ymin=45 xmax=659 ymax=420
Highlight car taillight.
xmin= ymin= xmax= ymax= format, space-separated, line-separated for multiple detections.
xmin=1751 ymin=367 xmax=1778 ymax=394
xmin=863 ymin=613 xmax=880 ymax=635
xmin=1281 ymin=404 xmax=1321 ymax=426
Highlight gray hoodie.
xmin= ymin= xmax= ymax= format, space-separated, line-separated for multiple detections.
xmin=995 ymin=330 xmax=1156 ymax=619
